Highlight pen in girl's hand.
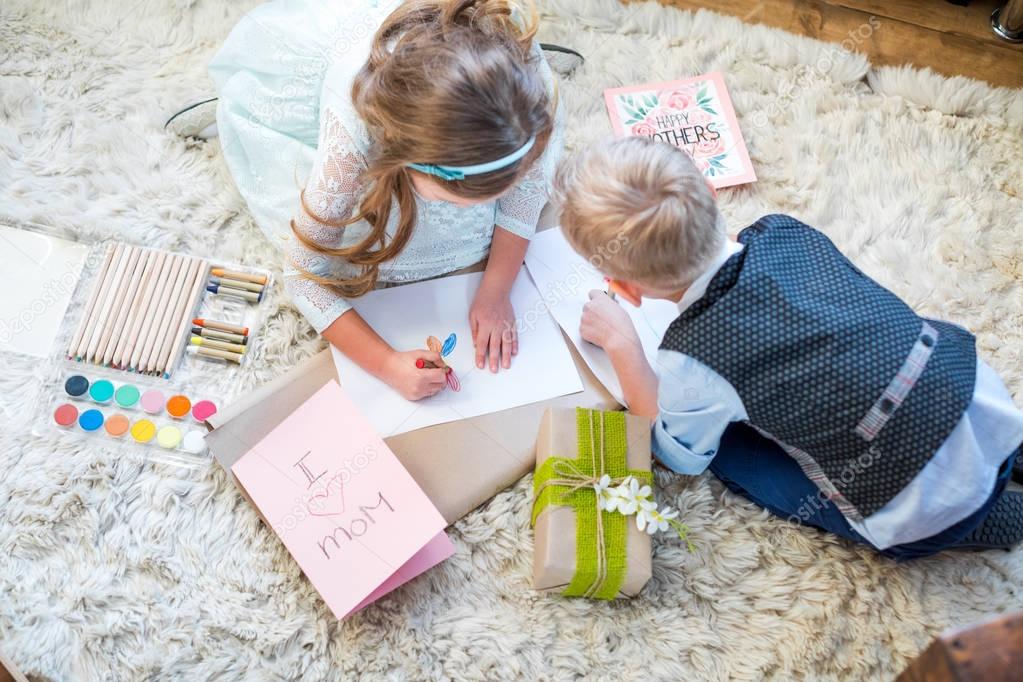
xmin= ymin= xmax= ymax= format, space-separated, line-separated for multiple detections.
xmin=416 ymin=358 xmax=451 ymax=372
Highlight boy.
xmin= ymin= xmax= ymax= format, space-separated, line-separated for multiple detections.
xmin=556 ymin=137 xmax=1023 ymax=559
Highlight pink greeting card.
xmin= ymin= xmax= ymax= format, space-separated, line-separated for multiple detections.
xmin=604 ymin=72 xmax=756 ymax=189
xmin=232 ymin=380 xmax=454 ymax=619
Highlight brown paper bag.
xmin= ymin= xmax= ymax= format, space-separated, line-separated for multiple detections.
xmin=532 ymin=408 xmax=652 ymax=598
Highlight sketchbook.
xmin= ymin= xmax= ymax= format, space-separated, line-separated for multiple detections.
xmin=330 ymin=270 xmax=584 ymax=437
xmin=524 ymin=228 xmax=679 ymax=406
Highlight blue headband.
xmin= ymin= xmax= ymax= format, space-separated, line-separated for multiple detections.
xmin=408 ymin=136 xmax=536 ymax=181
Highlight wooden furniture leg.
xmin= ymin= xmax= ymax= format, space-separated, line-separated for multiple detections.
xmin=896 ymin=610 xmax=1023 ymax=682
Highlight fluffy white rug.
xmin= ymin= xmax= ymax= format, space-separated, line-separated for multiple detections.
xmin=2 ymin=0 xmax=1022 ymax=679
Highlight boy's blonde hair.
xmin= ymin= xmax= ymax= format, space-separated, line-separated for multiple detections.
xmin=555 ymin=137 xmax=723 ymax=290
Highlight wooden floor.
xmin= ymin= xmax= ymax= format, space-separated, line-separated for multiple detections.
xmin=652 ymin=0 xmax=1023 ymax=88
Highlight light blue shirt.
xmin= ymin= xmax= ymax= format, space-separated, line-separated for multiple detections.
xmin=653 ymin=240 xmax=1023 ymax=549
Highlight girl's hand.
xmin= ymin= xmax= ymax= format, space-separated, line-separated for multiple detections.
xmin=469 ymin=288 xmax=518 ymax=372
xmin=380 ymin=349 xmax=449 ymax=401
xmin=580 ymin=290 xmax=641 ymax=357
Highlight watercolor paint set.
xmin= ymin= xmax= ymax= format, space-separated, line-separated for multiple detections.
xmin=47 ymin=370 xmax=220 ymax=463
xmin=3 ymin=229 xmax=278 ymax=468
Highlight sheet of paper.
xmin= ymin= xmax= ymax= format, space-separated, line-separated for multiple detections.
xmin=231 ymin=381 xmax=453 ymax=619
xmin=0 ymin=225 xmax=88 ymax=358
xmin=330 ymin=270 xmax=584 ymax=437
xmin=524 ymin=228 xmax=679 ymax=406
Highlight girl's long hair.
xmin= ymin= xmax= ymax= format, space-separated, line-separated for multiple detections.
xmin=291 ymin=0 xmax=554 ymax=298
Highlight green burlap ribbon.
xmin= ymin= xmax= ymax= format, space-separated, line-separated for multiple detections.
xmin=531 ymin=408 xmax=653 ymax=600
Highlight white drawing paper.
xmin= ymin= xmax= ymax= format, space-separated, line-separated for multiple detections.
xmin=0 ymin=225 xmax=88 ymax=358
xmin=330 ymin=270 xmax=584 ymax=437
xmin=524 ymin=227 xmax=679 ymax=406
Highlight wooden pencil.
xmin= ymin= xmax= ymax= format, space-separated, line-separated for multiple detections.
xmin=94 ymin=246 xmax=143 ymax=365
xmin=210 ymin=267 xmax=266 ymax=285
xmin=190 ymin=336 xmax=246 ymax=354
xmin=191 ymin=327 xmax=247 ymax=345
xmin=132 ymin=254 xmax=183 ymax=372
xmin=193 ymin=318 xmax=248 ymax=336
xmin=72 ymin=242 xmax=123 ymax=361
xmin=162 ymin=259 xmax=210 ymax=378
xmin=79 ymin=243 xmax=128 ymax=362
xmin=209 ymin=276 xmax=264 ymax=293
xmin=124 ymin=251 xmax=171 ymax=371
xmin=207 ymin=283 xmax=261 ymax=303
xmin=148 ymin=258 xmax=200 ymax=375
xmin=191 ymin=346 xmax=244 ymax=364
xmin=140 ymin=255 xmax=190 ymax=374
xmin=66 ymin=243 xmax=115 ymax=360
xmin=111 ymin=249 xmax=159 ymax=369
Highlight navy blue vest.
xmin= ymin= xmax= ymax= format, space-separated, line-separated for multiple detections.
xmin=660 ymin=215 xmax=977 ymax=519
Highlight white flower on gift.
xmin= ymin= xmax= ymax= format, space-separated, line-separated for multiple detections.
xmin=636 ymin=506 xmax=680 ymax=535
xmin=613 ymin=476 xmax=654 ymax=516
xmin=592 ymin=474 xmax=621 ymax=512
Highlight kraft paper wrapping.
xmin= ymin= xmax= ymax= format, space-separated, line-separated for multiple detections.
xmin=532 ymin=408 xmax=652 ymax=598
xmin=206 ymin=341 xmax=618 ymax=526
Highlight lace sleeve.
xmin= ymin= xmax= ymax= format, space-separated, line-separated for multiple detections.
xmin=284 ymin=107 xmax=369 ymax=333
xmin=495 ymin=44 xmax=566 ymax=239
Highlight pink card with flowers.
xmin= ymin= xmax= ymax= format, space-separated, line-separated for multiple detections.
xmin=604 ymin=72 xmax=756 ymax=189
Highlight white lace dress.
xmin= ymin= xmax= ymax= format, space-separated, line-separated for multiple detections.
xmin=209 ymin=0 xmax=564 ymax=332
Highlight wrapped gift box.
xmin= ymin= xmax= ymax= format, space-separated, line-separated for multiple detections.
xmin=532 ymin=407 xmax=653 ymax=599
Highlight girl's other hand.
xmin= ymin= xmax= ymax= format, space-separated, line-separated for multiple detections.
xmin=469 ymin=289 xmax=518 ymax=372
xmin=580 ymin=290 xmax=641 ymax=356
xmin=381 ymin=349 xmax=449 ymax=401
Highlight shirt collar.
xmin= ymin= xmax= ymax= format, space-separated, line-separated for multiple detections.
xmin=676 ymin=239 xmax=744 ymax=313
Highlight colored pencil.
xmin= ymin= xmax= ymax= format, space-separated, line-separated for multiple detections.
xmin=99 ymin=247 xmax=149 ymax=366
xmin=66 ymin=243 xmax=115 ymax=360
xmin=140 ymin=256 xmax=190 ymax=374
xmin=210 ymin=267 xmax=266 ymax=285
xmin=162 ymin=260 xmax=210 ymax=378
xmin=72 ymin=242 xmax=123 ymax=361
xmin=192 ymin=318 xmax=248 ymax=336
xmin=190 ymin=336 xmax=246 ymax=354
xmin=191 ymin=346 xmax=244 ymax=364
xmin=150 ymin=258 xmax=202 ymax=375
xmin=81 ymin=243 xmax=128 ymax=362
xmin=191 ymin=327 xmax=247 ymax=345
xmin=95 ymin=246 xmax=144 ymax=365
xmin=112 ymin=249 xmax=160 ymax=369
xmin=206 ymin=283 xmax=261 ymax=303
xmin=209 ymin=275 xmax=264 ymax=293
xmin=126 ymin=252 xmax=173 ymax=371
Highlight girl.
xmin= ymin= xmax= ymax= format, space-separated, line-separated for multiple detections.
xmin=201 ymin=0 xmax=562 ymax=400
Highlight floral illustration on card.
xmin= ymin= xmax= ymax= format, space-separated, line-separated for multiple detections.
xmin=605 ymin=73 xmax=757 ymax=189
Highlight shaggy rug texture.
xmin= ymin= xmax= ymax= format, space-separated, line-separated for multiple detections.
xmin=2 ymin=0 xmax=1022 ymax=679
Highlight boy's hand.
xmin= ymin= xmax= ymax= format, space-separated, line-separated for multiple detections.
xmin=470 ymin=288 xmax=518 ymax=372
xmin=580 ymin=290 xmax=641 ymax=357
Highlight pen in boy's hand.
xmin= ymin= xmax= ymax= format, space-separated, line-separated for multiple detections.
xmin=604 ymin=277 xmax=618 ymax=302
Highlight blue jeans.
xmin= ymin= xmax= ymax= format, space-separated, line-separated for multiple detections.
xmin=708 ymin=423 xmax=1014 ymax=560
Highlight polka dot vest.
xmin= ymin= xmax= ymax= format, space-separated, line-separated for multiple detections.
xmin=661 ymin=215 xmax=977 ymax=519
